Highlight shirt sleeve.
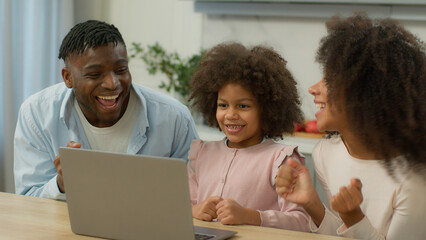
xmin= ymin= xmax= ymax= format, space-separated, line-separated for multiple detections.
xmin=14 ymin=104 xmax=65 ymax=200
xmin=310 ymin=140 xmax=344 ymax=235
xmin=259 ymin=198 xmax=310 ymax=231
xmin=383 ymin=173 xmax=426 ymax=240
xmin=309 ymin=206 xmax=344 ymax=235
xmin=258 ymin=146 xmax=310 ymax=231
xmin=335 ymin=173 xmax=426 ymax=240
xmin=335 ymin=215 xmax=384 ymax=239
xmin=187 ymin=139 xmax=204 ymax=206
xmin=169 ymin=107 xmax=199 ymax=162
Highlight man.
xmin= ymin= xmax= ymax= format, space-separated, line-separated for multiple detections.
xmin=14 ymin=20 xmax=199 ymax=200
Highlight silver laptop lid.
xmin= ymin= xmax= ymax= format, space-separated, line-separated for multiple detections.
xmin=60 ymin=147 xmax=195 ymax=240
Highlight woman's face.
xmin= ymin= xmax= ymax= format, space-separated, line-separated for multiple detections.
xmin=308 ymin=77 xmax=346 ymax=132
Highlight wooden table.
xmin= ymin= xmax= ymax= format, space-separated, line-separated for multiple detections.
xmin=0 ymin=192 xmax=353 ymax=240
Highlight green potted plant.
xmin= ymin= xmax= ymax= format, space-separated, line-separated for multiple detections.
xmin=129 ymin=42 xmax=205 ymax=105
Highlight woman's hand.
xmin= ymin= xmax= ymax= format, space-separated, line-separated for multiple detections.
xmin=275 ymin=158 xmax=316 ymax=205
xmin=275 ymin=158 xmax=325 ymax=227
xmin=330 ymin=178 xmax=365 ymax=227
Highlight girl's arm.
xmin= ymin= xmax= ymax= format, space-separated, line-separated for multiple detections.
xmin=257 ymin=197 xmax=310 ymax=231
xmin=215 ymin=199 xmax=261 ymax=226
xmin=187 ymin=139 xmax=204 ymax=206
xmin=214 ymin=197 xmax=310 ymax=232
xmin=192 ymin=196 xmax=223 ymax=221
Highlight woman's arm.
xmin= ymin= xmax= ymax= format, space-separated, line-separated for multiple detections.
xmin=275 ymin=158 xmax=326 ymax=226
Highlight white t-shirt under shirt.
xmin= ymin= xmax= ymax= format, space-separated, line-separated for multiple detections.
xmin=74 ymin=88 xmax=139 ymax=153
xmin=311 ymin=135 xmax=426 ymax=240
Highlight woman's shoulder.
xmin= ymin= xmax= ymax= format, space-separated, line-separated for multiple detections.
xmin=317 ymin=134 xmax=343 ymax=148
xmin=313 ymin=135 xmax=344 ymax=157
xmin=397 ymin=167 xmax=426 ymax=194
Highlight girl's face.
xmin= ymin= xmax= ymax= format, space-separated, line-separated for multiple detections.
xmin=216 ymin=83 xmax=262 ymax=149
xmin=308 ymin=77 xmax=346 ymax=132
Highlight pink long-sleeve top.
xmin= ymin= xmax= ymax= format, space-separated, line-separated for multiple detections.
xmin=187 ymin=139 xmax=310 ymax=231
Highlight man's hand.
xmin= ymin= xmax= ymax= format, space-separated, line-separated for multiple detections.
xmin=330 ymin=178 xmax=364 ymax=227
xmin=53 ymin=141 xmax=81 ymax=193
xmin=192 ymin=196 xmax=223 ymax=221
xmin=216 ymin=199 xmax=260 ymax=226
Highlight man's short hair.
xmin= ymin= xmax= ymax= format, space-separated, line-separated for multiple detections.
xmin=58 ymin=20 xmax=125 ymax=61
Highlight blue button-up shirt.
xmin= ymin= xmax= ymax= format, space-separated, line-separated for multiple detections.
xmin=14 ymin=83 xmax=199 ymax=199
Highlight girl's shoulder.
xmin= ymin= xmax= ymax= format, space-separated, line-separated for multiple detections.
xmin=263 ymin=140 xmax=304 ymax=159
xmin=188 ymin=138 xmax=227 ymax=160
xmin=187 ymin=139 xmax=229 ymax=173
xmin=266 ymin=141 xmax=306 ymax=186
xmin=190 ymin=138 xmax=226 ymax=151
xmin=257 ymin=140 xmax=305 ymax=166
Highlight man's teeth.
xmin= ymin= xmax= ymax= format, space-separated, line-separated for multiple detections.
xmin=315 ymin=103 xmax=325 ymax=109
xmin=98 ymin=95 xmax=119 ymax=100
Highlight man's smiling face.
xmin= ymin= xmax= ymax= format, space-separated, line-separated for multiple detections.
xmin=62 ymin=42 xmax=132 ymax=128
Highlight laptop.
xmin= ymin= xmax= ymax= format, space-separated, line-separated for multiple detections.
xmin=59 ymin=147 xmax=237 ymax=240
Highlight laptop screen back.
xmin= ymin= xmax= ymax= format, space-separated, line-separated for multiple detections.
xmin=60 ymin=147 xmax=195 ymax=240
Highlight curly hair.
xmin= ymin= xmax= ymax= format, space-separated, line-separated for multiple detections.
xmin=189 ymin=42 xmax=304 ymax=140
xmin=58 ymin=20 xmax=125 ymax=61
xmin=316 ymin=13 xmax=426 ymax=174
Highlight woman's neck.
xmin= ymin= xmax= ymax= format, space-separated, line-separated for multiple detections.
xmin=340 ymin=131 xmax=378 ymax=160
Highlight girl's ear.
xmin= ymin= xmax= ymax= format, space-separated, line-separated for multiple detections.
xmin=62 ymin=68 xmax=73 ymax=88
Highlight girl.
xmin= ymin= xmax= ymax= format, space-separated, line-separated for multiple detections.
xmin=187 ymin=42 xmax=310 ymax=231
xmin=275 ymin=13 xmax=426 ymax=239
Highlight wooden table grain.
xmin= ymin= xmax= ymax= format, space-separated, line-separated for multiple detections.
xmin=0 ymin=192 xmax=353 ymax=240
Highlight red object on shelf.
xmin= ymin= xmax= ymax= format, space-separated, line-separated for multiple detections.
xmin=305 ymin=120 xmax=321 ymax=134
xmin=294 ymin=122 xmax=305 ymax=132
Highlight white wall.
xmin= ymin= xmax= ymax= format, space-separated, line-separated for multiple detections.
xmin=200 ymin=15 xmax=426 ymax=119
xmin=74 ymin=1 xmax=426 ymax=120
xmin=201 ymin=15 xmax=326 ymax=119
xmin=74 ymin=0 xmax=203 ymax=95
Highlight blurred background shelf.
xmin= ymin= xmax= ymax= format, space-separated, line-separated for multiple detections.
xmin=291 ymin=132 xmax=325 ymax=139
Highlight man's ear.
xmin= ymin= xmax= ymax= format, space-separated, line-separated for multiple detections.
xmin=62 ymin=67 xmax=73 ymax=88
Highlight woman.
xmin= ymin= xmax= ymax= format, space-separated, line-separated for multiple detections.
xmin=275 ymin=13 xmax=426 ymax=240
